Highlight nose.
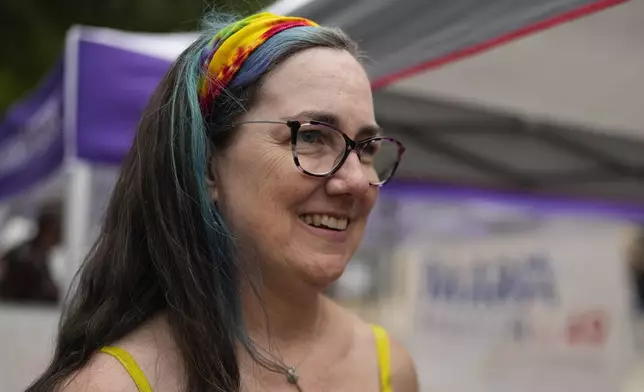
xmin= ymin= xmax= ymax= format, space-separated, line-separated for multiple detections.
xmin=326 ymin=152 xmax=370 ymax=196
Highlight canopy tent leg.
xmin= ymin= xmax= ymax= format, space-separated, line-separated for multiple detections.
xmin=63 ymin=159 xmax=93 ymax=295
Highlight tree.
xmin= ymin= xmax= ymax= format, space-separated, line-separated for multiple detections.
xmin=0 ymin=0 xmax=271 ymax=112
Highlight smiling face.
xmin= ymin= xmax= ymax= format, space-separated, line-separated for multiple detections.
xmin=211 ymin=47 xmax=379 ymax=289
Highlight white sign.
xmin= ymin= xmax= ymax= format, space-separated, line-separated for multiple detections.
xmin=409 ymin=216 xmax=635 ymax=392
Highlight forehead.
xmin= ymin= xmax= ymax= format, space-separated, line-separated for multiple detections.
xmin=250 ymin=47 xmax=376 ymax=132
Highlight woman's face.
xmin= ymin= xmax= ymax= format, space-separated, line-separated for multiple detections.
xmin=212 ymin=47 xmax=379 ymax=289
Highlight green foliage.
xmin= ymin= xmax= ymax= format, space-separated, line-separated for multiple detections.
xmin=0 ymin=0 xmax=271 ymax=113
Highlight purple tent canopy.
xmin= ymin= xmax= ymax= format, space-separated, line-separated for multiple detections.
xmin=66 ymin=27 xmax=198 ymax=164
xmin=0 ymin=61 xmax=64 ymax=200
xmin=0 ymin=27 xmax=197 ymax=201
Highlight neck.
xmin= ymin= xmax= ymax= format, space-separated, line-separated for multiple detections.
xmin=237 ymin=275 xmax=354 ymax=389
xmin=242 ymin=277 xmax=329 ymax=346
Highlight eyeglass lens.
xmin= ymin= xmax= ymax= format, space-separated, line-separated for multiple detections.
xmin=294 ymin=122 xmax=400 ymax=184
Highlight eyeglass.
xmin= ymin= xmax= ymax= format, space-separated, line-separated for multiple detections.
xmin=236 ymin=120 xmax=405 ymax=186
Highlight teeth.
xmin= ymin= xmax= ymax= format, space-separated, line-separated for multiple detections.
xmin=299 ymin=214 xmax=349 ymax=231
xmin=321 ymin=215 xmax=329 ymax=226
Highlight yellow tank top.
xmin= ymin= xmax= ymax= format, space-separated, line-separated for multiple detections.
xmin=101 ymin=324 xmax=392 ymax=392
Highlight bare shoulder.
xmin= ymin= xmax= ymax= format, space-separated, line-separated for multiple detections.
xmin=328 ymin=300 xmax=419 ymax=391
xmin=60 ymin=314 xmax=182 ymax=392
xmin=389 ymin=334 xmax=419 ymax=392
xmin=59 ymin=352 xmax=138 ymax=392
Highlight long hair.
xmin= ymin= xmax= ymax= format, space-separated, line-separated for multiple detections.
xmin=28 ymin=14 xmax=358 ymax=392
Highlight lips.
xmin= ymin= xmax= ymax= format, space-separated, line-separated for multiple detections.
xmin=298 ymin=213 xmax=349 ymax=231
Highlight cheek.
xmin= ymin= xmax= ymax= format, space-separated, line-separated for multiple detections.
xmin=218 ymin=147 xmax=310 ymax=236
xmin=251 ymin=151 xmax=305 ymax=217
xmin=363 ymin=188 xmax=379 ymax=216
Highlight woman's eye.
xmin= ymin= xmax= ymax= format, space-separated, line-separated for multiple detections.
xmin=298 ymin=130 xmax=324 ymax=144
xmin=361 ymin=141 xmax=380 ymax=156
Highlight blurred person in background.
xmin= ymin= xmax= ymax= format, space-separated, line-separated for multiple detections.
xmin=0 ymin=201 xmax=61 ymax=304
xmin=28 ymin=12 xmax=415 ymax=392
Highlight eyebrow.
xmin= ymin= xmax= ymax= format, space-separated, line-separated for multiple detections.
xmin=285 ymin=110 xmax=383 ymax=139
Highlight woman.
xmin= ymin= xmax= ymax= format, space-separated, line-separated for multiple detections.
xmin=29 ymin=12 xmax=417 ymax=392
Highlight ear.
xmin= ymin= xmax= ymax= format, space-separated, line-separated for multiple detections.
xmin=206 ymin=162 xmax=219 ymax=202
xmin=206 ymin=177 xmax=219 ymax=202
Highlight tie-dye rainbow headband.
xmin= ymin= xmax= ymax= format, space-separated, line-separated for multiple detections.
xmin=197 ymin=12 xmax=319 ymax=115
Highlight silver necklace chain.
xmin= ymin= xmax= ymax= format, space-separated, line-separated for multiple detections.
xmin=286 ymin=366 xmax=303 ymax=391
xmin=254 ymin=341 xmax=307 ymax=390
xmin=254 ymin=310 xmax=328 ymax=390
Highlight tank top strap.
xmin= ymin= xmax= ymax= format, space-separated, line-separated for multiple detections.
xmin=371 ymin=324 xmax=393 ymax=392
xmin=100 ymin=346 xmax=153 ymax=392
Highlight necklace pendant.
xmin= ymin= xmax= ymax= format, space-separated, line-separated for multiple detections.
xmin=286 ymin=366 xmax=299 ymax=384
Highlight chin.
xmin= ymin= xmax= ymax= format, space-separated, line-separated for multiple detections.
xmin=301 ymin=254 xmax=350 ymax=289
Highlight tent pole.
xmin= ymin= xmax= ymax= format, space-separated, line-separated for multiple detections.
xmin=63 ymin=159 xmax=92 ymax=293
xmin=62 ymin=25 xmax=89 ymax=296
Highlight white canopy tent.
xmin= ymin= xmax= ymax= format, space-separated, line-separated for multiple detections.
xmin=379 ymin=0 xmax=644 ymax=202
xmin=385 ymin=0 xmax=644 ymax=138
